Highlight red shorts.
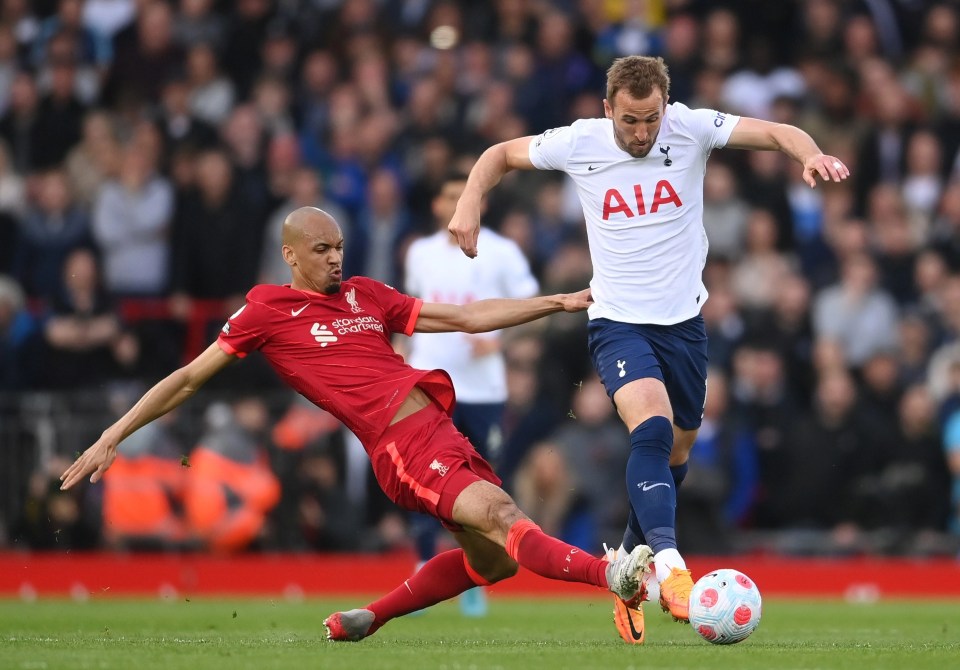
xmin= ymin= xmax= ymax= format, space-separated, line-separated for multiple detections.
xmin=369 ymin=403 xmax=501 ymax=532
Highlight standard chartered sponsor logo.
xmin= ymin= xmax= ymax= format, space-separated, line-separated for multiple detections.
xmin=331 ymin=315 xmax=384 ymax=334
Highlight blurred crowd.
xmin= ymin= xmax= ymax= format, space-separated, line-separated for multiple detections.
xmin=1 ymin=0 xmax=960 ymax=558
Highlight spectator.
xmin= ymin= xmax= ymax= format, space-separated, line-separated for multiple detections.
xmin=40 ymin=247 xmax=138 ymax=389
xmin=731 ymin=208 xmax=797 ymax=313
xmin=155 ymin=73 xmax=218 ymax=158
xmin=812 ymin=252 xmax=900 ymax=368
xmin=680 ymin=369 xmax=756 ymax=552
xmin=11 ymin=454 xmax=99 ymax=550
xmin=853 ymin=79 xmax=917 ymax=216
xmin=874 ymin=385 xmax=951 ymax=544
xmin=82 ymin=0 xmax=137 ymax=41
xmin=14 ymin=166 xmax=91 ymax=300
xmin=0 ymin=275 xmax=42 ymax=391
xmin=91 ymin=142 xmax=174 ymax=297
xmin=105 ymin=0 xmax=182 ymax=107
xmin=0 ymin=139 xmax=25 ymax=217
xmin=185 ymin=41 xmax=235 ymax=126
xmin=867 ymin=185 xmax=921 ymax=304
xmin=101 ymin=412 xmax=187 ymax=550
xmin=498 ymin=333 xmax=564 ymax=489
xmin=0 ymin=71 xmax=42 ymax=173
xmin=703 ymin=161 xmax=751 ymax=261
xmin=173 ymin=0 xmax=225 ymax=50
xmin=183 ymin=398 xmax=281 ymax=553
xmin=63 ymin=108 xmax=119 ymax=207
xmin=901 ymin=129 xmax=944 ymax=229
xmin=512 ymin=439 xmax=587 ymax=547
xmin=346 ymin=168 xmax=412 ymax=287
xmin=31 ymin=0 xmax=112 ymax=73
xmin=0 ymin=24 xmax=18 ymax=118
xmin=33 ymin=50 xmax=88 ymax=169
xmin=169 ymin=148 xmax=261 ymax=304
xmin=220 ymin=103 xmax=272 ymax=218
xmin=763 ymin=367 xmax=871 ymax=535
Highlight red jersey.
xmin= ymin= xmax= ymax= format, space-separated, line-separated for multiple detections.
xmin=216 ymin=277 xmax=456 ymax=450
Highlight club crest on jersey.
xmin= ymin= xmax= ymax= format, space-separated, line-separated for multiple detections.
xmin=345 ymin=287 xmax=362 ymax=313
xmin=601 ymin=180 xmax=682 ymax=220
xmin=659 ymin=144 xmax=672 ymax=166
xmin=311 ymin=323 xmax=338 ymax=347
xmin=429 ymin=459 xmax=449 ymax=477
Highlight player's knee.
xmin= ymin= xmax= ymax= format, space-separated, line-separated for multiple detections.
xmin=485 ymin=498 xmax=526 ymax=536
xmin=630 ymin=415 xmax=674 ymax=457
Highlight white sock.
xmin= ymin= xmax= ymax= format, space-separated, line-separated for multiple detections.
xmin=653 ymin=548 xmax=686 ymax=582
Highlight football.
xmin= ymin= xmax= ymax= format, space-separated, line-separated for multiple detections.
xmin=688 ymin=568 xmax=762 ymax=644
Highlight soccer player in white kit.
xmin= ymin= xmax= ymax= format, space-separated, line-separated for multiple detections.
xmin=404 ymin=170 xmax=539 ymax=616
xmin=448 ymin=56 xmax=849 ymax=644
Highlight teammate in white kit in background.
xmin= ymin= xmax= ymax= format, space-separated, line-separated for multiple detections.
xmin=404 ymin=170 xmax=539 ymax=617
xmin=448 ymin=56 xmax=849 ymax=644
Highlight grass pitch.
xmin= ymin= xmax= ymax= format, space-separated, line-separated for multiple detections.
xmin=1 ymin=597 xmax=958 ymax=670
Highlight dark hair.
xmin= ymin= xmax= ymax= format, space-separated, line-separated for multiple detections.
xmin=606 ymin=56 xmax=671 ymax=102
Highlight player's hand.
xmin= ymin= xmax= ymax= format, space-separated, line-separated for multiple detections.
xmin=448 ymin=208 xmax=481 ymax=259
xmin=557 ymin=288 xmax=593 ymax=313
xmin=803 ymin=154 xmax=849 ymax=187
xmin=60 ymin=432 xmax=120 ymax=490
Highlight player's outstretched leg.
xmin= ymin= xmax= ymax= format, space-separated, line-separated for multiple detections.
xmin=323 ymin=546 xmax=501 ymax=641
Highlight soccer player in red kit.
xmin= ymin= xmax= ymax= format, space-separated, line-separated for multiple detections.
xmin=60 ymin=207 xmax=653 ymax=641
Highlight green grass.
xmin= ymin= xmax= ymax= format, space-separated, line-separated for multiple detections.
xmin=1 ymin=597 xmax=958 ymax=670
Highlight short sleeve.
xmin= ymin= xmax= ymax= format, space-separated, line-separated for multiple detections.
xmin=217 ymin=291 xmax=269 ymax=358
xmin=529 ymin=125 xmax=577 ymax=171
xmin=354 ymin=277 xmax=422 ymax=336
xmin=678 ymin=106 xmax=741 ymax=154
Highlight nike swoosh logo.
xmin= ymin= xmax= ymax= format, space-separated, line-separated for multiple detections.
xmin=291 ymin=305 xmax=308 ymax=316
xmin=640 ymin=482 xmax=670 ymax=491
xmin=627 ymin=609 xmax=643 ymax=641
xmin=587 ymin=165 xmax=599 ymax=171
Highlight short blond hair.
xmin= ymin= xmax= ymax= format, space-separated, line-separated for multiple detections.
xmin=606 ymin=56 xmax=670 ymax=102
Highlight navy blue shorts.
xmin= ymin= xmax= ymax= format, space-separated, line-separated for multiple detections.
xmin=587 ymin=315 xmax=708 ymax=430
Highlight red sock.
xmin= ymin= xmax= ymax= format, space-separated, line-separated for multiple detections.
xmin=505 ymin=519 xmax=607 ymax=589
xmin=365 ymin=549 xmax=489 ymax=628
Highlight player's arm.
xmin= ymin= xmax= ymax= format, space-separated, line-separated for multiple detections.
xmin=60 ymin=342 xmax=236 ymax=489
xmin=413 ymin=288 xmax=592 ymax=334
xmin=448 ymin=136 xmax=536 ymax=258
xmin=725 ymin=117 xmax=849 ymax=188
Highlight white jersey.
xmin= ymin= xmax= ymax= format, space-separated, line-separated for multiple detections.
xmin=405 ymin=228 xmax=539 ymax=403
xmin=529 ymin=102 xmax=740 ymax=325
